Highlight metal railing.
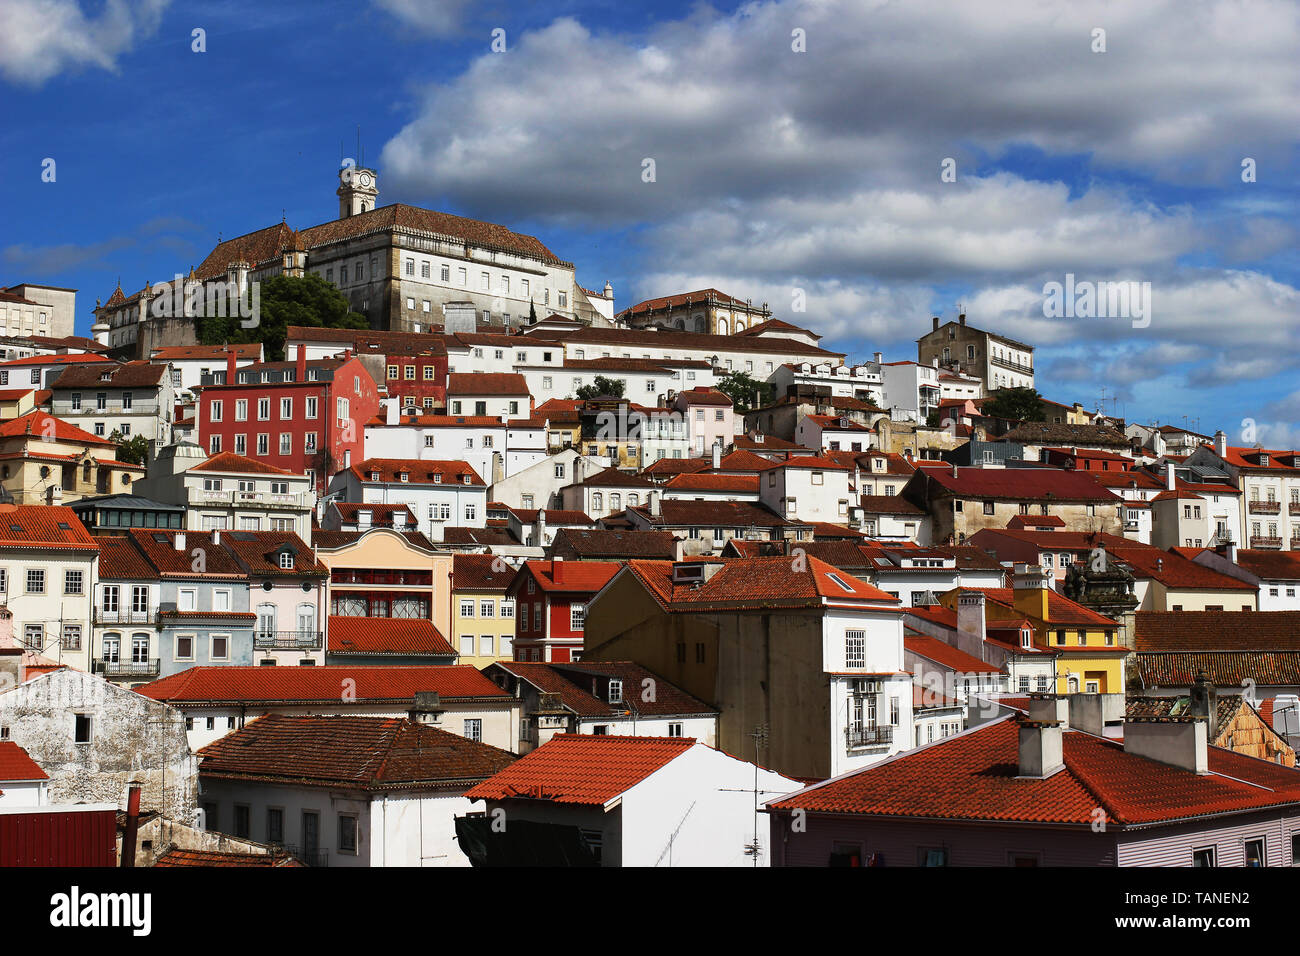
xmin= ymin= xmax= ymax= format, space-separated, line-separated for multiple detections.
xmin=1251 ymin=536 xmax=1283 ymax=549
xmin=94 ymin=609 xmax=154 ymax=625
xmin=97 ymin=659 xmax=161 ymax=677
xmin=1249 ymin=500 xmax=1281 ymax=515
xmin=254 ymin=630 xmax=323 ymax=649
xmin=281 ymin=844 xmax=329 ymax=868
xmin=845 ymin=725 xmax=893 ymax=748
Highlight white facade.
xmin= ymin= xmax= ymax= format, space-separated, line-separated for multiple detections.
xmin=822 ymin=607 xmax=915 ymax=777
xmin=758 ymin=462 xmax=852 ymax=524
xmin=364 ymin=419 xmax=507 ymax=488
xmin=489 ymin=450 xmax=607 ymax=512
xmin=878 ymin=362 xmax=941 ymax=423
xmin=767 ymin=362 xmax=882 ymax=403
xmin=0 ymin=547 xmax=97 ymax=673
xmin=331 ymin=469 xmax=489 ymax=541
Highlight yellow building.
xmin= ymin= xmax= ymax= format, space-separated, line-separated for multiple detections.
xmin=942 ymin=566 xmax=1127 ymax=694
xmin=0 ymin=387 xmax=38 ymax=420
xmin=0 ymin=409 xmax=143 ymax=505
xmin=451 ymin=553 xmax=517 ymax=667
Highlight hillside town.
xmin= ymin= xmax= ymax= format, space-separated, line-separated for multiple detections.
xmin=3 ymin=166 xmax=1300 ymax=871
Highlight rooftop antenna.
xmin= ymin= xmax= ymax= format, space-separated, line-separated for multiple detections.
xmin=745 ymin=724 xmax=769 ymax=865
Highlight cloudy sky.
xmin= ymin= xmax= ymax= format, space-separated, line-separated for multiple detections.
xmin=4 ymin=0 xmax=1298 ymax=443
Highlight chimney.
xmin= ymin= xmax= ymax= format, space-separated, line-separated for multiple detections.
xmin=873 ymin=351 xmax=883 ymax=364
xmin=1017 ymin=715 xmax=1064 ymax=778
xmin=955 ymin=591 xmax=987 ymax=659
xmin=853 ymin=463 xmax=861 ymax=493
xmin=711 ymin=441 xmax=722 ymax=470
xmin=536 ymin=509 xmax=547 ymax=547
xmin=212 ymin=529 xmax=221 ymax=546
xmin=46 ymin=485 xmax=62 ymax=506
xmin=174 ymin=531 xmax=186 ymax=552
xmin=552 ymin=556 xmax=563 ymax=585
xmin=1165 ymin=465 xmax=1176 ymax=491
xmin=1189 ymin=669 xmax=1218 ymax=739
xmin=932 ymin=316 xmax=940 ymax=331
xmin=958 ymin=313 xmax=966 ymax=326
xmin=408 ymin=691 xmax=443 ymax=724
xmin=344 ymin=449 xmax=352 ymax=470
xmin=121 ymin=782 xmax=142 ymax=868
xmin=1213 ymin=430 xmax=1227 ymax=458
xmin=226 ymin=347 xmax=237 ymax=384
xmin=1011 ymin=563 xmax=1051 ymax=621
xmin=296 ymin=345 xmax=307 ymax=383
xmin=1124 ymin=716 xmax=1209 ymax=774
xmin=650 ymin=489 xmax=661 ymax=517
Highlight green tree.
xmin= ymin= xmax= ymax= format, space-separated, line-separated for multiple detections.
xmin=109 ymin=430 xmax=149 ymax=466
xmin=196 ymin=273 xmax=369 ymax=361
xmin=575 ymin=375 xmax=626 ymax=400
xmin=982 ymin=386 xmax=1046 ymax=422
xmin=715 ymin=371 xmax=773 ymax=413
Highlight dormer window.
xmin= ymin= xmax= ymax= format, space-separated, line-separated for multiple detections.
xmin=369 ymin=471 xmax=379 ymax=481
xmin=99 ymin=372 xmax=111 ymax=382
xmin=1021 ymin=629 xmax=1032 ymax=648
xmin=399 ymin=472 xmax=409 ymax=483
xmin=434 ymin=474 xmax=442 ymax=484
xmin=278 ymin=552 xmax=294 ymax=570
xmin=461 ymin=475 xmax=471 ymax=485
xmin=608 ymin=679 xmax=623 ymax=704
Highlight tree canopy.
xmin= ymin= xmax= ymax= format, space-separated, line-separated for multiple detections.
xmin=982 ymin=386 xmax=1046 ymax=422
xmin=575 ymin=375 xmax=626 ymax=400
xmin=196 ymin=273 xmax=369 ymax=361
xmin=110 ymin=430 xmax=149 ymax=466
xmin=715 ymin=371 xmax=773 ymax=413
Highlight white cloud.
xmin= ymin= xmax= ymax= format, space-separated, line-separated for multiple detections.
xmin=0 ymin=0 xmax=169 ymax=86
xmin=371 ymin=0 xmax=471 ymax=36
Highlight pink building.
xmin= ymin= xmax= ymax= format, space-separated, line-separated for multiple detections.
xmin=674 ymin=387 xmax=733 ymax=458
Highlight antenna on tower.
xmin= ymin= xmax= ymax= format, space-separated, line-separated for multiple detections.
xmin=743 ymin=724 xmax=769 ymax=866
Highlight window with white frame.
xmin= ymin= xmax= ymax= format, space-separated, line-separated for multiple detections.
xmin=570 ymin=603 xmax=586 ymax=630
xmin=845 ymin=631 xmax=866 ymax=667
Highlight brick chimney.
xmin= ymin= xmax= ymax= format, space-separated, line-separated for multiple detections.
xmin=552 ymin=556 xmax=563 ymax=585
xmin=932 ymin=316 xmax=940 ymax=332
xmin=296 ymin=345 xmax=307 ymax=383
xmin=226 ymin=347 xmax=237 ymax=383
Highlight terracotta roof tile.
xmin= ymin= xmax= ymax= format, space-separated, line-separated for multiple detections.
xmin=0 ymin=505 xmax=97 ymax=550
xmin=138 ymin=665 xmax=506 ymax=703
xmin=189 ymin=452 xmax=293 ymax=475
xmin=464 ymin=734 xmax=695 ymax=804
xmin=446 ymin=372 xmax=530 ymax=396
xmin=198 ymin=714 xmax=516 ymax=790
xmin=353 ymin=458 xmax=485 ymax=486
xmin=0 ymin=741 xmax=47 ymax=781
xmin=327 ymin=617 xmax=455 ymax=657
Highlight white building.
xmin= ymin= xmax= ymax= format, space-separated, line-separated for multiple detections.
xmin=757 ymin=456 xmax=853 ymax=524
xmin=488 ymin=448 xmax=608 ymax=512
xmin=767 ymin=360 xmax=883 ymax=404
xmin=0 ymin=741 xmax=49 ymax=807
xmin=149 ymin=343 xmax=262 ymax=399
xmin=134 ymin=443 xmax=316 ymax=540
xmin=330 ymin=458 xmax=488 ymax=541
xmin=196 ymin=714 xmax=518 ymax=867
xmin=462 ymin=733 xmax=801 ymax=866
xmin=446 ymin=373 xmax=531 ymax=419
xmin=878 ymin=361 xmax=942 ymax=423
xmin=47 ymin=360 xmax=176 ymax=445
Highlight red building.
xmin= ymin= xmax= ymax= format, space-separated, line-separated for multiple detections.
xmin=284 ymin=327 xmax=448 ymax=412
xmin=197 ymin=350 xmax=380 ymax=494
xmin=507 ymin=559 xmax=621 ymax=663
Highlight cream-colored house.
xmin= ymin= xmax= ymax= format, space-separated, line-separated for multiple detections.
xmin=0 ymin=410 xmax=143 ymax=506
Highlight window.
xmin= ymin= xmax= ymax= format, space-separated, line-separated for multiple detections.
xmin=570 ymin=603 xmax=586 ymax=630
xmin=175 ymin=635 xmax=194 ymax=660
xmin=305 ymin=396 xmax=318 ymax=419
xmin=233 ymin=805 xmax=250 ymax=839
xmin=280 ymin=397 xmax=293 ymax=419
xmin=1192 ymin=847 xmax=1217 ymax=867
xmin=1245 ymin=838 xmax=1266 ymax=867
xmin=667 ymin=722 xmax=683 ymax=737
xmin=257 ymin=434 xmax=269 ymax=455
xmin=982 ymin=500 xmax=994 ymax=515
xmin=279 ymin=433 xmax=292 ymax=455
xmin=210 ymin=400 xmax=223 ymax=422
xmin=278 ymin=551 xmax=295 ymax=570
xmin=460 ymin=600 xmax=475 ymax=617
xmin=480 ymin=600 xmax=495 ymax=618
xmin=845 ymin=631 xmax=866 ymax=667
xmin=464 ymin=719 xmax=482 ymax=742
xmin=74 ymin=714 xmax=93 ymax=744
xmin=257 ymin=397 xmax=270 ymax=420
xmin=26 ymin=568 xmax=44 ymax=594
xmin=64 ymin=569 xmax=83 ymax=594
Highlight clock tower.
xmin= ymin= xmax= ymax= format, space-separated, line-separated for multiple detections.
xmin=337 ymin=165 xmax=378 ymax=219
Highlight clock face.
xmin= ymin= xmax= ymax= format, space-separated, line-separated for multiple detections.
xmin=360 ymin=173 xmax=372 ymax=187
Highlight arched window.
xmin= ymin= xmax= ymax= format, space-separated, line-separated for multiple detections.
xmin=628 ymin=493 xmax=639 ymax=507
xmin=257 ymin=603 xmax=276 ymax=638
xmin=610 ymin=493 xmax=621 ymax=512
xmin=591 ymin=492 xmax=603 ymax=512
xmin=296 ymin=603 xmax=316 ymax=637
xmin=717 ymin=318 xmax=728 ymax=335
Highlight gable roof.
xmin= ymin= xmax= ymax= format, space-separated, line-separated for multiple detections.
xmin=626 ymin=555 xmax=900 ymax=612
xmin=767 ymin=717 xmax=1300 ymax=826
xmin=446 ymin=372 xmax=530 ymax=397
xmin=905 ymin=634 xmax=1004 ymax=675
xmin=198 ymin=714 xmax=516 ymax=790
xmin=549 ymin=528 xmax=678 ymax=560
xmin=0 ymin=505 xmax=97 ymax=551
xmin=0 ymin=409 xmax=113 ymax=446
xmin=464 ymin=734 xmax=695 ymax=805
xmin=352 ymin=458 xmax=484 ymax=486
xmin=519 ymin=560 xmax=621 ymax=594
xmin=1134 ymin=611 xmax=1300 ymax=652
xmin=922 ymin=467 xmax=1122 ymax=502
xmin=0 ymin=741 xmax=48 ymax=782
xmin=189 ymin=452 xmax=294 ymax=476
xmin=51 ymin=360 xmax=167 ymax=389
xmin=453 ymin=553 xmax=518 ymax=592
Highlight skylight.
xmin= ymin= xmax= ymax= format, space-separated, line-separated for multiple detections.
xmin=826 ymin=572 xmax=855 ymax=592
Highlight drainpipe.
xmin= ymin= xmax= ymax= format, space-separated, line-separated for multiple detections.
xmin=121 ymin=782 xmax=142 ymax=868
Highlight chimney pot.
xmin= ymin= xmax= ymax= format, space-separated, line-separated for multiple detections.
xmin=1017 ymin=717 xmax=1064 ymax=778
xmin=175 ymin=531 xmax=186 ymax=551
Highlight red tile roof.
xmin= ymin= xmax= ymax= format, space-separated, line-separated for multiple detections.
xmin=520 ymin=560 xmax=621 ymax=594
xmin=974 ymin=587 xmax=1119 ymax=629
xmin=905 ymin=634 xmax=1004 ymax=675
xmin=352 ymin=458 xmax=485 ymax=486
xmin=627 ymin=555 xmax=900 ymax=611
xmin=1107 ymin=546 xmax=1256 ymax=591
xmin=138 ymin=665 xmax=506 ymax=703
xmin=0 ymin=741 xmax=47 ymax=781
xmin=327 ymin=617 xmax=455 ymax=657
xmin=508 ymin=508 xmax=594 ymax=526
xmin=924 ymin=467 xmax=1122 ymax=502
xmin=0 ymin=409 xmax=113 ymax=446
xmin=676 ymin=387 xmax=733 ymax=407
xmin=618 ymin=288 xmax=752 ymax=316
xmin=198 ymin=714 xmax=516 ymax=790
xmin=465 ymin=734 xmax=696 ymax=805
xmin=189 ymin=452 xmax=293 ymax=476
xmin=641 ymin=458 xmax=712 ymax=478
xmin=857 ymin=495 xmax=926 ymax=515
xmin=50 ymin=361 xmax=167 ymax=389
xmin=446 ymin=372 xmax=530 ymax=397
xmin=1234 ymin=550 xmax=1300 ymax=581
xmin=1006 ymin=514 xmax=1066 ymax=529
xmin=768 ymin=717 xmax=1300 ymax=825
xmin=0 ymin=505 xmax=97 ymax=551
xmin=150 ymin=344 xmax=261 ymax=361
xmin=662 ymin=473 xmax=758 ymax=493
xmin=1134 ymin=611 xmax=1300 ymax=652
xmin=1216 ymin=445 xmax=1300 ymax=472
xmin=453 ymin=553 xmax=518 ymax=592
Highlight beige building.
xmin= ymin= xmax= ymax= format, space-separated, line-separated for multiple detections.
xmin=0 ymin=410 xmax=144 ymax=505
xmin=0 ymin=284 xmax=76 ymax=340
xmin=617 ymin=288 xmax=771 ymax=335
xmin=917 ymin=314 xmax=1034 ymax=392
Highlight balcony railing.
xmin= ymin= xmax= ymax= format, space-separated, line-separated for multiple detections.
xmin=94 ymin=609 xmax=155 ymax=625
xmin=1252 ymin=536 xmax=1284 ymax=549
xmin=845 ymin=725 xmax=893 ymax=749
xmin=1249 ymin=500 xmax=1281 ymax=515
xmin=281 ymin=845 xmax=329 ymax=868
xmin=990 ymin=354 xmax=1034 ymax=376
xmin=1290 ymin=502 xmax=1300 ymax=516
xmin=254 ymin=630 xmax=323 ymax=649
xmin=191 ymin=490 xmax=309 ymax=508
xmin=96 ymin=659 xmax=161 ymax=678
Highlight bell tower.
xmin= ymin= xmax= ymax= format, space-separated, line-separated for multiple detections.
xmin=337 ymin=165 xmax=378 ymax=219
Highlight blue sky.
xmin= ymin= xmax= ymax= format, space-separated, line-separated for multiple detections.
xmin=3 ymin=0 xmax=1298 ymax=443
